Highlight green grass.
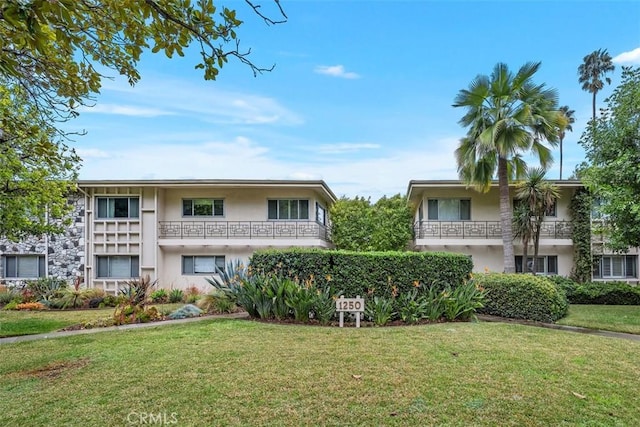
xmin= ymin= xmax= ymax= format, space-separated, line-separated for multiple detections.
xmin=1 ymin=320 xmax=639 ymax=426
xmin=0 ymin=304 xmax=185 ymax=338
xmin=557 ymin=304 xmax=640 ymax=334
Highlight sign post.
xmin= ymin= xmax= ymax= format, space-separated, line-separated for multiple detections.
xmin=336 ymin=295 xmax=365 ymax=328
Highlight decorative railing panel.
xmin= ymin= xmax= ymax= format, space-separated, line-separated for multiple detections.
xmin=414 ymin=221 xmax=572 ymax=239
xmin=159 ymin=221 xmax=330 ymax=241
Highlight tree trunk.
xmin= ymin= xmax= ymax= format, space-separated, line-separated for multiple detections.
xmin=532 ymin=215 xmax=543 ymax=275
xmin=522 ymin=236 xmax=529 ymax=273
xmin=498 ymin=157 xmax=516 ymax=273
xmin=592 ymin=91 xmax=597 ymax=123
xmin=559 ymin=136 xmax=563 ymax=180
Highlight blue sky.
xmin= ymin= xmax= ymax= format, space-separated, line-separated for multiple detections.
xmin=67 ymin=0 xmax=640 ymax=199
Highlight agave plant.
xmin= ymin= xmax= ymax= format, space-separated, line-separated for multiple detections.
xmin=205 ymin=258 xmax=249 ymax=302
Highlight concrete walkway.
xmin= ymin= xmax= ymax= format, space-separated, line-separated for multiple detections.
xmin=0 ymin=312 xmax=249 ymax=345
xmin=478 ymin=314 xmax=640 ymax=342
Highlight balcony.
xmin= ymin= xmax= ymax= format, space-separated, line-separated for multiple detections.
xmin=158 ymin=221 xmax=331 ymax=242
xmin=414 ymin=220 xmax=572 ymax=240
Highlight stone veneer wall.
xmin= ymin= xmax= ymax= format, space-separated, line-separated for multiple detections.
xmin=0 ymin=195 xmax=85 ymax=287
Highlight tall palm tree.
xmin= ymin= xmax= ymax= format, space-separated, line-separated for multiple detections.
xmin=578 ymin=48 xmax=615 ymax=122
xmin=515 ymin=167 xmax=560 ymax=274
xmin=558 ymin=105 xmax=575 ymax=180
xmin=453 ymin=62 xmax=561 ymax=273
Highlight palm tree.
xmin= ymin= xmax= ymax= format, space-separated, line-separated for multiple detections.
xmin=512 ymin=201 xmax=534 ymax=273
xmin=453 ymin=62 xmax=561 ymax=273
xmin=578 ymin=49 xmax=615 ymax=122
xmin=515 ymin=167 xmax=560 ymax=274
xmin=558 ymin=105 xmax=575 ymax=180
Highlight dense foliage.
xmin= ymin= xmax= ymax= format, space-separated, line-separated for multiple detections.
xmin=569 ymin=188 xmax=593 ymax=283
xmin=249 ymin=249 xmax=473 ymax=298
xmin=0 ymin=84 xmax=79 ymax=240
xmin=580 ymin=66 xmax=640 ymax=251
xmin=329 ymin=194 xmax=414 ymax=251
xmin=549 ymin=276 xmax=640 ymax=305
xmin=475 ymin=273 xmax=568 ymax=322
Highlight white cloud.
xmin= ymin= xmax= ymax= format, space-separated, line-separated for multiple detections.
xmin=77 ymin=136 xmax=460 ymax=200
xmin=314 ymin=143 xmax=381 ymax=154
xmin=96 ymin=75 xmax=303 ymax=126
xmin=78 ymin=104 xmax=174 ymax=117
xmin=613 ymin=47 xmax=640 ymax=64
xmin=314 ymin=65 xmax=360 ymax=79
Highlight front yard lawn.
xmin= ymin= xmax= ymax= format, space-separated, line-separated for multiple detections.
xmin=0 ymin=304 xmax=184 ymax=338
xmin=556 ymin=304 xmax=640 ymax=335
xmin=1 ymin=320 xmax=639 ymax=426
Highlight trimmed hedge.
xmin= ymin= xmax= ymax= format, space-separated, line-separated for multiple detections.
xmin=476 ymin=273 xmax=568 ymax=323
xmin=249 ymin=248 xmax=473 ymax=298
xmin=548 ymin=276 xmax=640 ymax=305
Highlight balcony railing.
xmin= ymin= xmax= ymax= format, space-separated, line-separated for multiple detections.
xmin=414 ymin=220 xmax=572 ymax=240
xmin=158 ymin=221 xmax=331 ymax=242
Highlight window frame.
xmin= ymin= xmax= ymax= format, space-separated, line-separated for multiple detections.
xmin=427 ymin=198 xmax=471 ymax=221
xmin=96 ymin=197 xmax=140 ymax=219
xmin=3 ymin=255 xmax=46 ymax=278
xmin=182 ymin=255 xmax=226 ymax=275
xmin=593 ymin=255 xmax=638 ymax=279
xmin=315 ymin=202 xmax=327 ymax=226
xmin=182 ymin=198 xmax=224 ymax=218
xmin=515 ymin=255 xmax=559 ymax=275
xmin=267 ymin=199 xmax=310 ymax=220
xmin=95 ymin=255 xmax=139 ymax=279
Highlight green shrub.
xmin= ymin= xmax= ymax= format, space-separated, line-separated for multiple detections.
xmin=549 ymin=277 xmax=640 ymax=305
xmin=395 ymin=289 xmax=427 ymax=324
xmin=475 ymin=273 xmax=568 ymax=322
xmin=27 ymin=277 xmax=68 ymax=303
xmin=365 ymin=296 xmax=395 ymax=326
xmin=0 ymin=289 xmax=21 ymax=306
xmin=168 ymin=289 xmax=184 ymax=303
xmin=442 ymin=280 xmax=485 ymax=321
xmin=3 ymin=300 xmax=19 ymax=310
xmin=150 ymin=289 xmax=168 ymax=304
xmin=313 ymin=287 xmax=338 ymax=325
xmin=250 ymin=249 xmax=472 ymax=298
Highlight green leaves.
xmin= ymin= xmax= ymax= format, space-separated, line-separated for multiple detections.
xmin=329 ymin=194 xmax=414 ymax=252
xmin=580 ymin=66 xmax=640 ymax=251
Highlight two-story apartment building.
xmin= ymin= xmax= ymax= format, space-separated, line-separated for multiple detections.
xmin=1 ymin=180 xmax=336 ymax=293
xmin=407 ymin=180 xmax=640 ymax=283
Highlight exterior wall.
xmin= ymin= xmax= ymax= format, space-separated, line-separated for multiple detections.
xmin=410 ymin=183 xmax=578 ymax=275
xmin=81 ymin=182 xmax=335 ymax=294
xmin=0 ymin=195 xmax=85 ymax=287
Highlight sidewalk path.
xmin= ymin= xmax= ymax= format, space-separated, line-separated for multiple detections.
xmin=478 ymin=314 xmax=640 ymax=342
xmin=0 ymin=312 xmax=249 ymax=345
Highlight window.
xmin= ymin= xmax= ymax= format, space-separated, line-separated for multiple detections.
xmin=515 ymin=255 xmax=558 ymax=275
xmin=591 ymin=197 xmax=609 ymax=220
xmin=182 ymin=199 xmax=224 ymax=217
xmin=593 ymin=255 xmax=637 ymax=279
xmin=96 ymin=256 xmax=139 ymax=278
xmin=427 ymin=199 xmax=471 ymax=221
xmin=182 ymin=256 xmax=225 ymax=275
xmin=316 ymin=203 xmax=327 ymax=225
xmin=268 ymin=200 xmax=309 ymax=220
xmin=3 ymin=255 xmax=45 ymax=278
xmin=545 ymin=200 xmax=557 ymax=217
xmin=97 ymin=197 xmax=139 ymax=219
